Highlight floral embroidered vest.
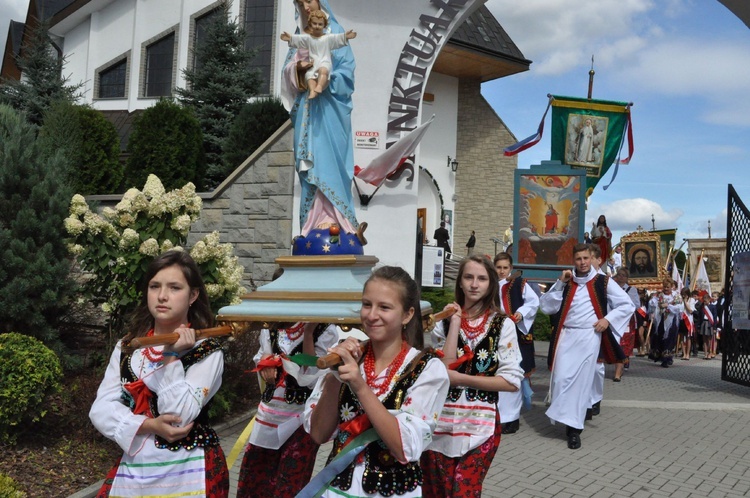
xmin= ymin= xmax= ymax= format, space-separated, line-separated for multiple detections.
xmin=446 ymin=314 xmax=505 ymax=404
xmin=120 ymin=338 xmax=223 ymax=451
xmin=261 ymin=323 xmax=327 ymax=405
xmin=327 ymin=350 xmax=437 ymax=496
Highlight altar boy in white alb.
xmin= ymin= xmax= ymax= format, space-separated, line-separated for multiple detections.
xmin=540 ymin=244 xmax=634 ymax=450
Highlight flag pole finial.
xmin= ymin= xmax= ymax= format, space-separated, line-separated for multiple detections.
xmin=587 ymin=55 xmax=595 ymax=99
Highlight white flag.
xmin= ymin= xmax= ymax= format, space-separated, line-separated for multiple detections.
xmin=672 ymin=263 xmax=683 ymax=293
xmin=692 ymin=256 xmax=712 ymax=296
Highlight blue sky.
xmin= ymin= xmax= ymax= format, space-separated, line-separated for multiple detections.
xmin=483 ymin=0 xmax=750 ymax=245
xmin=3 ymin=0 xmax=750 ymax=245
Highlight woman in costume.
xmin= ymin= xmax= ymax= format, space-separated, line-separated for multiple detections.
xmin=90 ymin=251 xmax=228 ymax=497
xmin=421 ymin=255 xmax=524 ymax=497
xmin=591 ymin=214 xmax=612 ymax=263
xmin=237 ymin=274 xmax=339 ymax=497
xmin=303 ymin=266 xmax=450 ymax=497
xmin=281 ymin=0 xmax=359 ymax=237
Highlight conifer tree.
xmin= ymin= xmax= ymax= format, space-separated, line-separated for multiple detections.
xmin=0 ymin=104 xmax=75 ymax=346
xmin=176 ymin=4 xmax=262 ymax=189
xmin=0 ymin=21 xmax=81 ymax=125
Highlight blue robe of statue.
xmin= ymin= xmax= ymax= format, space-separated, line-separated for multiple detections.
xmin=281 ymin=0 xmax=358 ymax=233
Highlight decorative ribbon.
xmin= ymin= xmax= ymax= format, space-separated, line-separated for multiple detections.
xmin=123 ymin=379 xmax=153 ymax=418
xmin=448 ymin=345 xmax=474 ymax=370
xmin=296 ymin=428 xmax=380 ymax=498
xmin=226 ymin=416 xmax=256 ymax=469
xmin=503 ymin=97 xmax=552 ymax=157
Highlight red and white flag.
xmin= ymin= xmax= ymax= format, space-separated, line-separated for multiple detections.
xmin=354 ymin=116 xmax=434 ymax=186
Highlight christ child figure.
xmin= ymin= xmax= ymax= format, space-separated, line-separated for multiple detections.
xmin=280 ymin=10 xmax=356 ymax=99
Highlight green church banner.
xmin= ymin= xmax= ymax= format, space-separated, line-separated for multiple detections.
xmin=549 ymin=95 xmax=631 ymax=196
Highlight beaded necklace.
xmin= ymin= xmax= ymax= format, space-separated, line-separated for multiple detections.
xmin=461 ymin=308 xmax=491 ymax=340
xmin=281 ymin=322 xmax=305 ymax=341
xmin=141 ymin=329 xmax=163 ymax=363
xmin=363 ymin=341 xmax=410 ymax=397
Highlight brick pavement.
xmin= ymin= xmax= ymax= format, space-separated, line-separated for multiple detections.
xmin=72 ymin=342 xmax=750 ymax=497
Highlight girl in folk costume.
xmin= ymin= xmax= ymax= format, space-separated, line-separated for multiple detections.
xmin=302 ymin=266 xmax=450 ymax=497
xmin=421 ymin=255 xmax=524 ymax=497
xmin=678 ymin=288 xmax=696 ymax=361
xmin=237 ymin=273 xmax=338 ymax=498
xmin=90 ymin=251 xmax=228 ymax=497
xmin=648 ymin=277 xmax=684 ymax=368
xmin=591 ymin=214 xmax=612 ymax=263
xmin=493 ymin=252 xmax=539 ymax=434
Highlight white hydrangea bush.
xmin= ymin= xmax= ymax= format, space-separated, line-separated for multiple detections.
xmin=65 ymin=174 xmax=246 ymax=331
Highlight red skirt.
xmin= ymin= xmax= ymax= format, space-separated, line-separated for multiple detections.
xmin=237 ymin=425 xmax=320 ymax=498
xmin=420 ymin=414 xmax=502 ymax=498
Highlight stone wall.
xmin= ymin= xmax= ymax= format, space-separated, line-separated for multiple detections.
xmin=454 ymin=79 xmax=518 ymax=258
xmin=88 ymin=120 xmax=296 ymax=291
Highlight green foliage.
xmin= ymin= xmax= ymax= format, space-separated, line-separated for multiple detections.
xmin=176 ymin=4 xmax=262 ymax=189
xmin=125 ymin=100 xmax=206 ymax=191
xmin=0 ymin=474 xmax=26 ymax=497
xmin=421 ymin=285 xmax=455 ymax=314
xmin=0 ymin=104 xmax=75 ymax=345
xmin=39 ymin=102 xmax=122 ymax=194
xmin=223 ymin=97 xmax=289 ymax=170
xmin=0 ymin=332 xmax=62 ymax=445
xmin=0 ymin=22 xmax=81 ymax=125
xmin=532 ymin=311 xmax=552 ymax=341
xmin=65 ymin=175 xmax=245 ymax=335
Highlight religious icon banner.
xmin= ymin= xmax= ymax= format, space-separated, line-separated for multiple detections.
xmin=511 ymin=161 xmax=587 ymax=282
xmin=549 ymin=95 xmax=631 ymax=196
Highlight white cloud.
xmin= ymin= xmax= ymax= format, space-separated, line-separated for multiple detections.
xmin=0 ymin=0 xmax=30 ymax=59
xmin=586 ymin=197 xmax=683 ymax=233
xmin=487 ymin=0 xmax=656 ymax=75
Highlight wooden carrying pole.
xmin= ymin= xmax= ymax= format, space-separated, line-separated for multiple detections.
xmin=315 ymin=307 xmax=458 ymax=369
xmin=122 ymin=325 xmax=234 ymax=353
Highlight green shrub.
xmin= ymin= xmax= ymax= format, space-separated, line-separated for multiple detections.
xmin=0 ymin=332 xmax=62 ymax=445
xmin=223 ymin=98 xmax=289 ymax=171
xmin=39 ymin=102 xmax=122 ymax=194
xmin=0 ymin=474 xmax=26 ymax=497
xmin=421 ymin=286 xmax=455 ymax=315
xmin=532 ymin=312 xmax=552 ymax=341
xmin=124 ymin=100 xmax=206 ymax=191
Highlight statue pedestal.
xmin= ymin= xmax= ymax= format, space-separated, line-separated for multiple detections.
xmin=217 ymin=255 xmax=434 ymax=330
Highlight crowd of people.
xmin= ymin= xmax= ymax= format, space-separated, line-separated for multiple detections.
xmin=86 ymin=237 xmax=728 ymax=496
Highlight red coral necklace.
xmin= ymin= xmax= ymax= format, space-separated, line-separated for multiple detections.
xmin=281 ymin=322 xmax=305 ymax=341
xmin=461 ymin=308 xmax=491 ymax=340
xmin=141 ymin=329 xmax=163 ymax=362
xmin=363 ymin=341 xmax=410 ymax=396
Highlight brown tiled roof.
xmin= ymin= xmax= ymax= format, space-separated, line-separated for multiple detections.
xmin=449 ymin=5 xmax=530 ymax=65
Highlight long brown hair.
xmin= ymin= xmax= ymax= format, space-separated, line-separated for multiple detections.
xmin=123 ymin=251 xmax=214 ymax=342
xmin=364 ymin=266 xmax=424 ymax=348
xmin=455 ymin=255 xmax=500 ymax=315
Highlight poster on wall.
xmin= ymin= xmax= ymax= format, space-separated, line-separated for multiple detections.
xmin=422 ymin=245 xmax=444 ymax=288
xmin=731 ymin=252 xmax=750 ymax=329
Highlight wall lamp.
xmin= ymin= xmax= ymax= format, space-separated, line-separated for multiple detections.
xmin=447 ymin=155 xmax=458 ymax=172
